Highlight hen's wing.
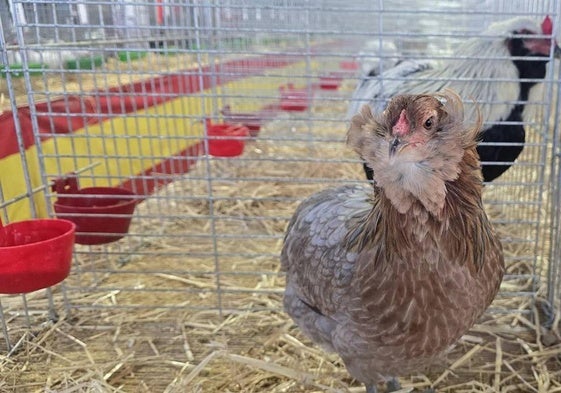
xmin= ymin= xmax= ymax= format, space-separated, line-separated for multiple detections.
xmin=281 ymin=185 xmax=372 ymax=347
xmin=346 ymin=59 xmax=435 ymax=117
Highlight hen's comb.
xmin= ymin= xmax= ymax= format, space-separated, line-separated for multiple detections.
xmin=542 ymin=15 xmax=553 ymax=35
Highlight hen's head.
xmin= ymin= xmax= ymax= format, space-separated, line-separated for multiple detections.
xmin=490 ymin=16 xmax=560 ymax=82
xmin=497 ymin=16 xmax=560 ymax=57
xmin=347 ymin=90 xmax=482 ymax=216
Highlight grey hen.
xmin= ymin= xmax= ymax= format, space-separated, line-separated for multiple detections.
xmin=282 ymin=90 xmax=505 ymax=393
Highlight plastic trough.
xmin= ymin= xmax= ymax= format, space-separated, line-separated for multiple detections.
xmin=52 ymin=176 xmax=137 ymax=245
xmin=206 ymin=119 xmax=250 ymax=157
xmin=220 ymin=105 xmax=262 ymax=137
xmin=319 ymin=72 xmax=344 ymax=90
xmin=280 ymin=83 xmax=310 ymax=112
xmin=0 ymin=218 xmax=75 ymax=294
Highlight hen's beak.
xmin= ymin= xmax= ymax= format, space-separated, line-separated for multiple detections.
xmin=389 ymin=137 xmax=400 ymax=157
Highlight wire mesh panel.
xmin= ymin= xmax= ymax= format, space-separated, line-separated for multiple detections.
xmin=2 ymin=0 xmax=561 ymax=391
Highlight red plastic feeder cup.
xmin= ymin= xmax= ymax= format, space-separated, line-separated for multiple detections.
xmin=280 ymin=83 xmax=310 ymax=112
xmin=0 ymin=218 xmax=75 ymax=294
xmin=340 ymin=60 xmax=360 ymax=71
xmin=52 ymin=176 xmax=137 ymax=245
xmin=221 ymin=105 xmax=262 ymax=137
xmin=206 ymin=119 xmax=250 ymax=157
xmin=319 ymin=72 xmax=343 ymax=90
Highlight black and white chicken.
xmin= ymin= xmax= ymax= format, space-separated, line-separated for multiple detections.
xmin=358 ymin=39 xmax=400 ymax=77
xmin=348 ymin=16 xmax=560 ymax=182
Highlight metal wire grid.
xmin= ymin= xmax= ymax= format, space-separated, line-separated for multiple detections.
xmin=0 ymin=0 xmax=560 ymax=351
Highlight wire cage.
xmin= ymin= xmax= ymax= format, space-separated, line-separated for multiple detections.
xmin=1 ymin=0 xmax=561 ymax=391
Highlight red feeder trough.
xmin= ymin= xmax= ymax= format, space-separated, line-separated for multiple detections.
xmin=319 ymin=72 xmax=343 ymax=90
xmin=206 ymin=119 xmax=250 ymax=157
xmin=0 ymin=218 xmax=75 ymax=294
xmin=340 ymin=60 xmax=360 ymax=71
xmin=280 ymin=83 xmax=310 ymax=112
xmin=52 ymin=176 xmax=137 ymax=245
xmin=221 ymin=105 xmax=262 ymax=137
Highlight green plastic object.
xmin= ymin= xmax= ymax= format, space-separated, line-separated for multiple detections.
xmin=158 ymin=47 xmax=180 ymax=56
xmin=65 ymin=55 xmax=104 ymax=70
xmin=1 ymin=63 xmax=46 ymax=78
xmin=117 ymin=51 xmax=148 ymax=62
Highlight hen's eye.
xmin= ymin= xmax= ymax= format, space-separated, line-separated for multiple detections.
xmin=424 ymin=117 xmax=434 ymax=129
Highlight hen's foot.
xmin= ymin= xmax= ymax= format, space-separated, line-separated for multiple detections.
xmin=365 ymin=384 xmax=377 ymax=393
xmin=386 ymin=378 xmax=401 ymax=392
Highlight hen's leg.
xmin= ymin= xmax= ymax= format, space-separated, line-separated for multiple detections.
xmin=386 ymin=378 xmax=401 ymax=392
xmin=365 ymin=384 xmax=377 ymax=393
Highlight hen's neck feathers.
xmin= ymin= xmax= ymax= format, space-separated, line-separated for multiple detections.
xmin=351 ymin=146 xmax=488 ymax=273
xmin=347 ymin=93 xmax=491 ymax=272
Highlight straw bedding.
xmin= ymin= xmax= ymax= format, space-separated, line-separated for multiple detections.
xmin=1 ymin=79 xmax=561 ymax=393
